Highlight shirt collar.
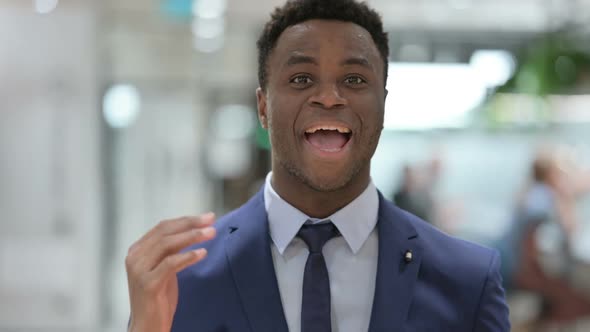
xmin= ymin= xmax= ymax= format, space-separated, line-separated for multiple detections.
xmin=264 ymin=172 xmax=379 ymax=255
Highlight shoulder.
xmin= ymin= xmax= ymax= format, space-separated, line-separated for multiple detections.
xmin=412 ymin=212 xmax=498 ymax=274
xmin=381 ymin=198 xmax=510 ymax=330
xmin=382 ymin=197 xmax=498 ymax=275
xmin=172 ymin=192 xmax=266 ymax=328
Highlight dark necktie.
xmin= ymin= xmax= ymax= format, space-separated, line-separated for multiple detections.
xmin=297 ymin=222 xmax=340 ymax=332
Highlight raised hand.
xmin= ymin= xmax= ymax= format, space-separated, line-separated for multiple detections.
xmin=125 ymin=213 xmax=216 ymax=332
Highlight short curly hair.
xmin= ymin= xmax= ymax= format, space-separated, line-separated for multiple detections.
xmin=256 ymin=0 xmax=389 ymax=90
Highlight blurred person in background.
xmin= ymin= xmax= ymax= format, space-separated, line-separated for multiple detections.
xmin=393 ymin=156 xmax=442 ymax=223
xmin=393 ymin=164 xmax=428 ymax=219
xmin=499 ymin=148 xmax=590 ymax=327
xmin=124 ymin=0 xmax=509 ymax=331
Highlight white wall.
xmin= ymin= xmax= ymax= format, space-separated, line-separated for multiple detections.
xmin=0 ymin=1 xmax=102 ymax=329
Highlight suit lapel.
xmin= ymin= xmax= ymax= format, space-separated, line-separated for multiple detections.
xmin=369 ymin=193 xmax=423 ymax=332
xmin=224 ymin=190 xmax=289 ymax=332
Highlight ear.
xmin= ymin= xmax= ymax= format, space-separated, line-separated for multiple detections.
xmin=256 ymin=87 xmax=269 ymax=129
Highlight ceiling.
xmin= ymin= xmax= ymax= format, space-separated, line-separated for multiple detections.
xmin=226 ymin=0 xmax=590 ymax=32
xmin=5 ymin=0 xmax=587 ymax=87
xmin=6 ymin=0 xmax=589 ymax=32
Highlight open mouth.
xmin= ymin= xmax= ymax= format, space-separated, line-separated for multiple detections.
xmin=304 ymin=125 xmax=352 ymax=153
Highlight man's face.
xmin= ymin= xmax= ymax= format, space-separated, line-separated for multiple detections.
xmin=257 ymin=19 xmax=386 ymax=192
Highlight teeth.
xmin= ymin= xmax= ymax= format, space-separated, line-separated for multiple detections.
xmin=305 ymin=125 xmax=352 ymax=134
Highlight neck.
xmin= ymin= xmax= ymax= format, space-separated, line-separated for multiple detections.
xmin=271 ymin=166 xmax=371 ymax=219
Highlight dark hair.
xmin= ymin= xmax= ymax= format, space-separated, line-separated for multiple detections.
xmin=532 ymin=155 xmax=554 ymax=183
xmin=256 ymin=0 xmax=389 ymax=90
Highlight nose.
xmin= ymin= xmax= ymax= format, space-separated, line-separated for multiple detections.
xmin=308 ymin=83 xmax=346 ymax=109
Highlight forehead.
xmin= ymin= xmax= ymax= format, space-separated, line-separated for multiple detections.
xmin=271 ymin=19 xmax=382 ymax=65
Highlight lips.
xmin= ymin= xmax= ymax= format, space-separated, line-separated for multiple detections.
xmin=304 ymin=124 xmax=352 ymax=153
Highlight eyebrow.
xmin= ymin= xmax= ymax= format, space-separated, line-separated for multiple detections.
xmin=284 ymin=54 xmax=372 ymax=69
xmin=285 ymin=54 xmax=318 ymax=67
xmin=341 ymin=56 xmax=371 ymax=68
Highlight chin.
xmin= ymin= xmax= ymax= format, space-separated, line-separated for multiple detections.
xmin=280 ymin=158 xmax=364 ymax=193
xmin=308 ymin=180 xmax=346 ymax=192
xmin=301 ymin=169 xmax=354 ymax=193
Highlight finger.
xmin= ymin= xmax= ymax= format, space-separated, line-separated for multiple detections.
xmin=136 ymin=226 xmax=216 ymax=272
xmin=128 ymin=213 xmax=215 ymax=257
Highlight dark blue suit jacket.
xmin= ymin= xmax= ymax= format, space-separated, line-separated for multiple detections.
xmin=172 ymin=189 xmax=510 ymax=331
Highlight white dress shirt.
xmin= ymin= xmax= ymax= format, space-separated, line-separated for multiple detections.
xmin=264 ymin=172 xmax=379 ymax=332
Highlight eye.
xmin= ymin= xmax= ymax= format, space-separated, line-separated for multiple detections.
xmin=289 ymin=75 xmax=313 ymax=87
xmin=344 ymin=75 xmax=366 ymax=86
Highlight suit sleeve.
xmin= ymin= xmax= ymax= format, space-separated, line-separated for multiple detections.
xmin=472 ymin=251 xmax=511 ymax=332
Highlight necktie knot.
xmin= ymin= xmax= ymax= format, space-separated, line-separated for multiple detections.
xmin=297 ymin=222 xmax=340 ymax=253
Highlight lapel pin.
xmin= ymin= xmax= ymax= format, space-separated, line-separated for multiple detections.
xmin=404 ymin=250 xmax=413 ymax=263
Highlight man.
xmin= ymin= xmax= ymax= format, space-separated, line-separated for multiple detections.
xmin=125 ymin=0 xmax=510 ymax=331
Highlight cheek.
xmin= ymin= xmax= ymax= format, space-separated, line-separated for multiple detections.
xmin=267 ymin=97 xmax=301 ymax=136
xmin=351 ymin=96 xmax=384 ymax=128
xmin=267 ymin=115 xmax=294 ymax=149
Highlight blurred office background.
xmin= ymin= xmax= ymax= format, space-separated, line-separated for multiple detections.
xmin=2 ymin=0 xmax=590 ymax=331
